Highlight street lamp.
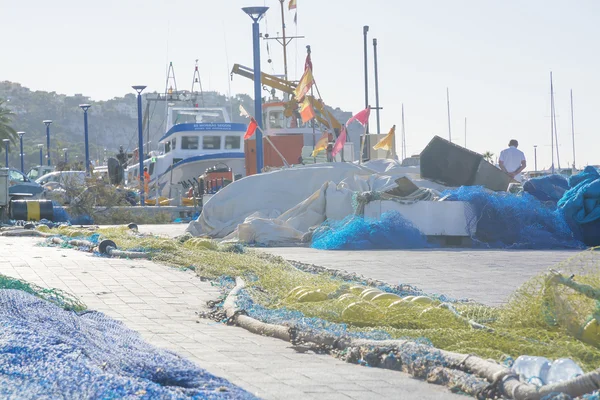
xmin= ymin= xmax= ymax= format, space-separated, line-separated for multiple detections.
xmin=534 ymin=145 xmax=538 ymax=172
xmin=132 ymin=85 xmax=147 ymax=205
xmin=17 ymin=131 xmax=25 ymax=173
xmin=79 ymin=104 xmax=91 ymax=175
xmin=2 ymin=139 xmax=9 ymax=168
xmin=43 ymin=120 xmax=52 ymax=166
xmin=242 ymin=6 xmax=268 ymax=174
xmin=37 ymin=144 xmax=44 ymax=166
xmin=63 ymin=148 xmax=68 ymax=164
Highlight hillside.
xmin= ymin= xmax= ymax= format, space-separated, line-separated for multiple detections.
xmin=0 ymin=81 xmax=359 ymax=171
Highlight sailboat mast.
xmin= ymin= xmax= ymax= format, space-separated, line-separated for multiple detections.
xmin=279 ymin=0 xmax=288 ymax=81
xmin=570 ymin=89 xmax=576 ymax=170
xmin=401 ymin=104 xmax=406 ymax=161
xmin=446 ymin=88 xmax=452 ymax=142
xmin=550 ymin=72 xmax=555 ymax=174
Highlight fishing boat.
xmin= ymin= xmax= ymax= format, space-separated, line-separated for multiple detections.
xmin=126 ymin=106 xmax=247 ymax=197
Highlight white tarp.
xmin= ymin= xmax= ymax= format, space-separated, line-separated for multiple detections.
xmin=186 ymin=160 xmax=454 ymax=245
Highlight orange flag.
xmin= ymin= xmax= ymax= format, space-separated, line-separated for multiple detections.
xmin=244 ymin=118 xmax=258 ymax=140
xmin=299 ymin=98 xmax=315 ymax=123
xmin=311 ymin=131 xmax=330 ymax=157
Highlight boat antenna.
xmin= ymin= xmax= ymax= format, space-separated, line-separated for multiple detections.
xmin=191 ymin=59 xmax=205 ymax=107
xmin=550 ymin=72 xmax=555 ymax=174
xmin=263 ymin=0 xmax=304 ymax=84
xmin=570 ymin=89 xmax=576 ymax=171
xmin=223 ymin=23 xmax=234 ymax=118
xmin=550 ymin=72 xmax=561 ymax=171
xmin=446 ymin=87 xmax=452 ymax=142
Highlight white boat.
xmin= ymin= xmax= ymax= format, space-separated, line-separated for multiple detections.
xmin=125 ymin=106 xmax=247 ymax=197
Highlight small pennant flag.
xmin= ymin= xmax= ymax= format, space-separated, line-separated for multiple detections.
xmin=244 ymin=118 xmax=258 ymax=140
xmin=299 ymin=97 xmax=315 ymax=123
xmin=331 ymin=126 xmax=347 ymax=157
xmin=311 ymin=131 xmax=330 ymax=157
xmin=289 ymin=0 xmax=297 ymax=10
xmin=346 ymin=106 xmax=371 ymax=127
xmin=373 ymin=125 xmax=396 ymax=151
xmin=293 ymin=68 xmax=314 ymax=101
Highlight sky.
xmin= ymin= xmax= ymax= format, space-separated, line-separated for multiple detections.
xmin=1 ymin=0 xmax=599 ymax=170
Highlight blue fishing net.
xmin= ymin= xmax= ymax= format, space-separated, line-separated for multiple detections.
xmin=0 ymin=289 xmax=256 ymax=399
xmin=311 ymin=211 xmax=430 ymax=250
xmin=444 ymin=186 xmax=584 ymax=249
xmin=523 ymin=175 xmax=569 ymax=205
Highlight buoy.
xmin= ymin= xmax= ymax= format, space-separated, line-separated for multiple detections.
xmin=371 ymin=293 xmax=402 ymax=305
xmin=10 ymin=200 xmax=54 ymax=222
xmin=581 ymin=319 xmax=600 ymax=347
xmin=98 ymin=239 xmax=117 ymax=254
xmin=297 ymin=290 xmax=328 ymax=303
xmin=342 ymin=301 xmax=381 ymax=321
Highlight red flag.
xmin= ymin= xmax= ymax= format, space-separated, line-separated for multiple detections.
xmin=346 ymin=106 xmax=371 ymax=127
xmin=244 ymin=118 xmax=258 ymax=140
xmin=304 ymin=53 xmax=312 ymax=72
xmin=331 ymin=126 xmax=347 ymax=157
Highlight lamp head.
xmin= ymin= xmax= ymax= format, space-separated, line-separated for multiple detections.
xmin=62 ymin=148 xmax=68 ymax=151
xmin=2 ymin=139 xmax=9 ymax=143
xmin=43 ymin=120 xmax=53 ymax=125
xmin=37 ymin=144 xmax=44 ymax=148
xmin=242 ymin=6 xmax=268 ymax=22
xmin=79 ymin=104 xmax=91 ymax=112
xmin=17 ymin=131 xmax=25 ymax=137
xmin=132 ymin=85 xmax=147 ymax=94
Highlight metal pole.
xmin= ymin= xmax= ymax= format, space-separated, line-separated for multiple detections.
xmin=373 ymin=38 xmax=381 ymax=135
xmin=534 ymin=145 xmax=537 ymax=172
xmin=64 ymin=149 xmax=68 ymax=164
xmin=84 ymin=111 xmax=90 ymax=174
xmin=401 ymin=104 xmax=406 ymax=161
xmin=3 ymin=140 xmax=9 ymax=168
xmin=18 ymin=132 xmax=25 ymax=173
xmin=38 ymin=145 xmax=43 ymax=166
xmin=550 ymin=72 xmax=555 ymax=174
xmin=133 ymin=86 xmax=146 ymax=205
xmin=363 ymin=26 xmax=369 ymax=135
xmin=252 ymin=19 xmax=264 ymax=173
xmin=464 ymin=117 xmax=467 ymax=148
xmin=44 ymin=120 xmax=52 ymax=166
xmin=279 ymin=0 xmax=288 ymax=81
xmin=570 ymin=89 xmax=576 ymax=170
xmin=446 ymin=88 xmax=452 ymax=142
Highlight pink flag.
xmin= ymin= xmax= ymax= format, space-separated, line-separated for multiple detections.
xmin=331 ymin=126 xmax=347 ymax=157
xmin=346 ymin=106 xmax=371 ymax=127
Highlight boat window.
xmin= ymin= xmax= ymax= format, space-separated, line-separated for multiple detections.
xmin=203 ymin=136 xmax=221 ymax=150
xmin=225 ymin=136 xmax=241 ymax=150
xmin=171 ymin=137 xmax=177 ymax=151
xmin=9 ymin=170 xmax=26 ymax=182
xmin=149 ymin=163 xmax=155 ymax=175
xmin=165 ymin=141 xmax=171 ymax=153
xmin=268 ymin=110 xmax=285 ymax=129
xmin=182 ymin=136 xmax=199 ymax=150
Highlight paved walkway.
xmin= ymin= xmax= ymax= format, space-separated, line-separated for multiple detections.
xmin=0 ymin=237 xmax=459 ymax=400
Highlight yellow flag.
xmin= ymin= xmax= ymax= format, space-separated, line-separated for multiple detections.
xmin=311 ymin=131 xmax=329 ymax=157
xmin=294 ymin=68 xmax=314 ymax=101
xmin=373 ymin=125 xmax=396 ymax=151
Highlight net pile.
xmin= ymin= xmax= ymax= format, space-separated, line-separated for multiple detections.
xmin=41 ymin=226 xmax=600 ymax=373
xmin=0 ymin=273 xmax=85 ymax=312
xmin=0 ymin=289 xmax=256 ymax=399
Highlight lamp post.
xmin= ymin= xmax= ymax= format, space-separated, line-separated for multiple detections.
xmin=17 ymin=131 xmax=25 ymax=173
xmin=132 ymin=85 xmax=147 ymax=205
xmin=79 ymin=104 xmax=91 ymax=175
xmin=43 ymin=120 xmax=52 ymax=166
xmin=534 ymin=145 xmax=538 ymax=172
xmin=2 ymin=139 xmax=9 ymax=168
xmin=37 ymin=144 xmax=44 ymax=166
xmin=242 ymin=6 xmax=269 ymax=174
xmin=63 ymin=148 xmax=68 ymax=164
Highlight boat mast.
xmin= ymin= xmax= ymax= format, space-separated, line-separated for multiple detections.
xmin=446 ymin=88 xmax=452 ymax=142
xmin=401 ymin=104 xmax=406 ymax=161
xmin=570 ymin=89 xmax=576 ymax=171
xmin=550 ymin=72 xmax=555 ymax=174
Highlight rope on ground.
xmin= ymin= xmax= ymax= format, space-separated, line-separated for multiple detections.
xmin=222 ymin=276 xmax=600 ymax=400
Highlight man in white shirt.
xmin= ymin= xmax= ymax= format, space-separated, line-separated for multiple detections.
xmin=499 ymin=139 xmax=527 ymax=182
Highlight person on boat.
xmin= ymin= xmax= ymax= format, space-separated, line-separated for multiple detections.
xmin=499 ymin=139 xmax=527 ymax=182
xmin=143 ymin=167 xmax=150 ymax=194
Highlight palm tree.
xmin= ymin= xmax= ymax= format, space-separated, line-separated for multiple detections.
xmin=0 ymin=99 xmax=17 ymax=144
xmin=483 ymin=151 xmax=494 ymax=163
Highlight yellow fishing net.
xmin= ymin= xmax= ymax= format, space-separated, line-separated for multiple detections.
xmin=43 ymin=226 xmax=600 ymax=371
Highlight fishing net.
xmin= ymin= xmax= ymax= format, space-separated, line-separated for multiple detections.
xmin=311 ymin=211 xmax=430 ymax=250
xmin=0 ymin=289 xmax=256 ymax=399
xmin=0 ymin=273 xmax=85 ymax=311
xmin=444 ymin=186 xmax=584 ymax=249
xmin=40 ymin=226 xmax=600 ymax=372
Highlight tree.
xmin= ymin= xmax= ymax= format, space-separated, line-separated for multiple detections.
xmin=483 ymin=151 xmax=494 ymax=163
xmin=0 ymin=99 xmax=17 ymax=144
